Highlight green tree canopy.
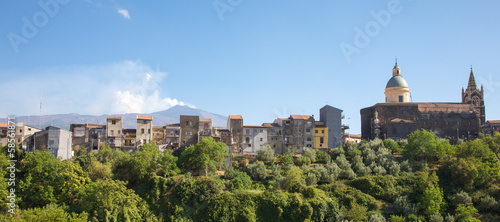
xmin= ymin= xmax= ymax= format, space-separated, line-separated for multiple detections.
xmin=180 ymin=137 xmax=228 ymax=175
xmin=403 ymin=129 xmax=454 ymax=162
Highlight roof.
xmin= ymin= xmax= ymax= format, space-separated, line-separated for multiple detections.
xmin=153 ymin=126 xmax=164 ymax=130
xmin=290 ymin=115 xmax=312 ymax=120
xmin=348 ymin=134 xmax=362 ymax=139
xmin=137 ymin=116 xmax=153 ymax=121
xmin=166 ymin=123 xmax=180 ymax=126
xmin=262 ymin=123 xmax=280 ymax=128
xmin=229 ymin=115 xmax=243 ymax=120
xmin=107 ymin=116 xmax=122 ymax=120
xmin=0 ymin=123 xmax=8 ymax=128
xmin=278 ymin=118 xmax=289 ymax=121
xmin=417 ymin=103 xmax=473 ymax=114
xmin=200 ymin=118 xmax=212 ymax=122
xmin=386 ymin=75 xmax=409 ymax=88
xmin=487 ymin=120 xmax=500 ymax=124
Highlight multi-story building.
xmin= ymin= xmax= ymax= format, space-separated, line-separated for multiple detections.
xmin=290 ymin=115 xmax=315 ymax=152
xmin=165 ymin=123 xmax=181 ymax=150
xmin=180 ymin=115 xmax=199 ymax=147
xmin=314 ymin=121 xmax=328 ymax=149
xmin=106 ymin=116 xmax=123 ymax=148
xmin=136 ymin=116 xmax=153 ymax=147
xmin=11 ymin=122 xmax=42 ymax=148
xmin=227 ymin=115 xmax=243 ymax=154
xmin=273 ymin=118 xmax=294 ymax=153
xmin=70 ymin=123 xmax=105 ymax=151
xmin=344 ymin=134 xmax=362 ymax=143
xmin=122 ymin=129 xmax=136 ymax=151
xmin=152 ymin=126 xmax=166 ymax=145
xmin=211 ymin=127 xmax=222 ymax=142
xmin=199 ymin=118 xmax=213 ymax=142
xmin=89 ymin=126 xmax=106 ymax=150
xmin=262 ymin=123 xmax=283 ymax=154
xmin=242 ymin=125 xmax=268 ymax=154
xmin=320 ymin=105 xmax=343 ymax=148
xmin=219 ymin=129 xmax=231 ymax=148
xmin=27 ymin=126 xmax=73 ymax=160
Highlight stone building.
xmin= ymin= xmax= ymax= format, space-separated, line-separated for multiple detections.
xmin=89 ymin=126 xmax=106 ymax=150
xmin=271 ymin=115 xmax=314 ymax=153
xmin=106 ymin=116 xmax=123 ymax=148
xmin=482 ymin=120 xmax=500 ymax=135
xmin=27 ymin=126 xmax=73 ymax=160
xmin=70 ymin=123 xmax=105 ymax=151
xmin=122 ymin=128 xmax=136 ymax=151
xmin=361 ymin=62 xmax=484 ymax=140
xmin=242 ymin=125 xmax=268 ymax=154
xmin=136 ymin=116 xmax=153 ymax=147
xmin=227 ymin=115 xmax=243 ymax=154
xmin=0 ymin=123 xmax=8 ymax=147
xmin=262 ymin=123 xmax=283 ymax=154
xmin=314 ymin=121 xmax=328 ymax=149
xmin=219 ymin=129 xmax=232 ymax=148
xmin=320 ymin=105 xmax=343 ymax=148
xmin=199 ymin=118 xmax=213 ymax=142
xmin=180 ymin=115 xmax=199 ymax=147
xmin=152 ymin=126 xmax=166 ymax=145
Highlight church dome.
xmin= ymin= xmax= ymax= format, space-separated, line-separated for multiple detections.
xmin=386 ymin=75 xmax=409 ymax=88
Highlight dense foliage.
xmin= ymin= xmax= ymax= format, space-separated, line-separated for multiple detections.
xmin=2 ymin=132 xmax=500 ymax=221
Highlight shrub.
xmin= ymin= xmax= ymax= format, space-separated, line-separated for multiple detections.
xmin=429 ymin=213 xmax=444 ymax=222
xmin=256 ymin=145 xmax=275 ymax=165
xmin=449 ymin=191 xmax=472 ymax=208
xmin=478 ymin=195 xmax=499 ymax=213
xmin=247 ymin=161 xmax=268 ymax=181
xmin=306 ymin=172 xmax=318 ymax=186
xmin=297 ymin=156 xmax=311 ymax=167
xmin=302 ymin=147 xmax=317 ymax=163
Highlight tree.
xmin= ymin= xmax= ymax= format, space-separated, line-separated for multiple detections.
xmin=403 ymin=129 xmax=454 ymax=162
xmin=228 ymin=172 xmax=252 ymax=190
xmin=384 ymin=139 xmax=401 ymax=153
xmin=420 ymin=186 xmax=444 ymax=217
xmin=454 ymin=204 xmax=480 ymax=222
xmin=18 ymin=151 xmax=90 ymax=209
xmin=285 ymin=166 xmax=304 ymax=192
xmin=256 ymin=145 xmax=275 ymax=165
xmin=75 ymin=179 xmax=155 ymax=221
xmin=18 ymin=204 xmax=88 ymax=222
xmin=302 ymin=147 xmax=317 ymax=163
xmin=247 ymin=161 xmax=268 ymax=181
xmin=180 ymin=137 xmax=228 ymax=175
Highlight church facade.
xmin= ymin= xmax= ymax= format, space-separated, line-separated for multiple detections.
xmin=361 ymin=62 xmax=485 ymax=140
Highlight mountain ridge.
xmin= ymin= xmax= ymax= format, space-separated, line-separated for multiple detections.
xmin=1 ymin=105 xmax=228 ymax=130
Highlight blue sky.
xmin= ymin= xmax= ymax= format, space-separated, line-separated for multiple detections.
xmin=1 ymin=0 xmax=499 ymax=134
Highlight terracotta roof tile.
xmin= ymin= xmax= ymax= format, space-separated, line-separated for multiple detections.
xmin=290 ymin=115 xmax=312 ymax=120
xmin=137 ymin=116 xmax=153 ymax=120
xmin=243 ymin=125 xmax=266 ymax=128
xmin=488 ymin=120 xmax=500 ymax=124
xmin=229 ymin=115 xmax=243 ymax=120
xmin=0 ymin=123 xmax=8 ymax=128
xmin=200 ymin=118 xmax=212 ymax=122
xmin=107 ymin=116 xmax=122 ymax=120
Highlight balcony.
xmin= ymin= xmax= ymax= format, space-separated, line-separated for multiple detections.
xmin=122 ymin=134 xmax=136 ymax=139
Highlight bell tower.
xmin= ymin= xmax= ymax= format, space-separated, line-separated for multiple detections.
xmin=462 ymin=67 xmax=485 ymax=124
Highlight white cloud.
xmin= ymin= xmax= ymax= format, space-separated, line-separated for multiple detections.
xmin=117 ymin=8 xmax=130 ymax=19
xmin=0 ymin=61 xmax=193 ymax=117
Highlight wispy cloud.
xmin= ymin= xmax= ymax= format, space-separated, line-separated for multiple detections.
xmin=117 ymin=8 xmax=130 ymax=19
xmin=0 ymin=61 xmax=193 ymax=117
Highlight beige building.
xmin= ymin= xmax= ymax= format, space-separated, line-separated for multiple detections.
xmin=70 ymin=123 xmax=105 ymax=151
xmin=0 ymin=123 xmax=8 ymax=147
xmin=136 ymin=116 xmax=153 ymax=147
xmin=106 ymin=116 xmax=123 ymax=148
xmin=344 ymin=134 xmax=362 ymax=143
xmin=12 ymin=122 xmax=42 ymax=148
xmin=153 ymin=126 xmax=166 ymax=145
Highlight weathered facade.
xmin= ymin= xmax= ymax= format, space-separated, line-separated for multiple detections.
xmin=262 ymin=123 xmax=283 ymax=154
xmin=152 ymin=126 xmax=166 ymax=145
xmin=70 ymin=123 xmax=105 ymax=151
xmin=227 ymin=115 xmax=243 ymax=154
xmin=180 ymin=115 xmax=199 ymax=147
xmin=361 ymin=63 xmax=484 ymax=140
xmin=482 ymin=120 xmax=500 ymax=135
xmin=165 ymin=123 xmax=181 ymax=150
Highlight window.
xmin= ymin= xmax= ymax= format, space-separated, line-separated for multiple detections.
xmin=144 ymin=120 xmax=147 ymax=124
xmin=306 ymin=129 xmax=310 ymax=133
xmin=320 ymin=137 xmax=324 ymax=143
xmin=260 ymin=129 xmax=263 ymax=133
xmin=457 ymin=121 xmax=460 ymax=125
xmin=424 ymin=121 xmax=426 ymax=125
xmin=246 ymin=129 xmax=250 ymax=135
xmin=253 ymin=129 xmax=257 ymax=134
xmin=446 ymin=121 xmax=449 ymax=125
xmin=469 ymin=121 xmax=471 ymax=125
xmin=28 ymin=128 xmax=31 ymax=131
xmin=306 ymin=137 xmax=312 ymax=141
xmin=141 ymin=129 xmax=145 ymax=134
xmin=190 ymin=131 xmax=193 ymax=136
xmin=204 ymin=123 xmax=209 ymax=129
xmin=322 ymin=130 xmax=324 ymax=133
xmin=315 ymin=130 xmax=318 ymax=133
xmin=19 ymin=129 xmax=22 ymax=133
xmin=110 ymin=130 xmax=114 ymax=135
xmin=435 ymin=121 xmax=438 ymax=125
xmin=148 ymin=129 xmax=151 ymax=134
xmin=260 ymin=138 xmax=263 ymax=142
xmin=185 ymin=131 xmax=188 ymax=136
xmin=190 ymin=121 xmax=192 ymax=126
xmin=186 ymin=121 xmax=189 ymax=125
xmin=112 ymin=120 xmax=116 ymax=125
xmin=399 ymin=96 xmax=403 ymax=102
xmin=307 ymin=122 xmax=312 ymax=126
xmin=118 ymin=130 xmax=121 ymax=135
xmin=246 ymin=137 xmax=250 ymax=143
